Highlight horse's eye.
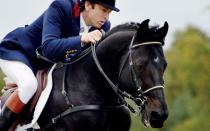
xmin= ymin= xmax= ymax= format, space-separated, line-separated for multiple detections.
xmin=134 ymin=64 xmax=144 ymax=73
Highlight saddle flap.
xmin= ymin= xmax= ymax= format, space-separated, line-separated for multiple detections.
xmin=29 ymin=69 xmax=49 ymax=112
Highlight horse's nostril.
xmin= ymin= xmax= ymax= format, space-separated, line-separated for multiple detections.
xmin=151 ymin=111 xmax=168 ymax=121
xmin=151 ymin=111 xmax=161 ymax=120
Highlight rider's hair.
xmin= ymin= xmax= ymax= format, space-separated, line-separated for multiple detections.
xmin=79 ymin=0 xmax=96 ymax=12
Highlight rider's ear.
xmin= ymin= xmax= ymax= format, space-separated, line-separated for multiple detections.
xmin=157 ymin=22 xmax=169 ymax=39
xmin=137 ymin=19 xmax=150 ymax=37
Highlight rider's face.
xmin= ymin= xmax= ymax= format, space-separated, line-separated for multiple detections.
xmin=85 ymin=3 xmax=112 ymax=28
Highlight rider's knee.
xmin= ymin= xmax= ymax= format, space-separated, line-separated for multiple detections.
xmin=18 ymin=77 xmax=38 ymax=94
xmin=17 ymin=78 xmax=38 ymax=104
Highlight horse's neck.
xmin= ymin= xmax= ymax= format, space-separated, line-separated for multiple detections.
xmin=99 ymin=31 xmax=134 ymax=54
xmin=63 ymin=31 xmax=135 ymax=105
xmin=95 ymin=31 xmax=134 ymax=74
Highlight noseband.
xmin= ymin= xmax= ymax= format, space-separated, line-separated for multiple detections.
xmin=91 ymin=32 xmax=164 ymax=112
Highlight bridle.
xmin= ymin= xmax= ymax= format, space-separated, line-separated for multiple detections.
xmin=127 ymin=33 xmax=164 ymax=108
xmin=91 ymin=32 xmax=165 ymax=112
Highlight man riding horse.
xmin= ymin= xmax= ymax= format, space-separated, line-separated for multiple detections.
xmin=0 ymin=0 xmax=119 ymax=130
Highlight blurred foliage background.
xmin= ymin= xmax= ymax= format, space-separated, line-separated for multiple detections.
xmin=0 ymin=25 xmax=210 ymax=131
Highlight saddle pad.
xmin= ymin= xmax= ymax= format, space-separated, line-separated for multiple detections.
xmin=15 ymin=64 xmax=56 ymax=130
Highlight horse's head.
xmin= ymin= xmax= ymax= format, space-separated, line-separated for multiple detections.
xmin=118 ymin=19 xmax=169 ymax=128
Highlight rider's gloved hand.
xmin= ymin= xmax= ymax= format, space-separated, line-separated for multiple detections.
xmin=81 ymin=30 xmax=103 ymax=45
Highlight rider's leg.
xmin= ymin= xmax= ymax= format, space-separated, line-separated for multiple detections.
xmin=0 ymin=59 xmax=38 ymax=130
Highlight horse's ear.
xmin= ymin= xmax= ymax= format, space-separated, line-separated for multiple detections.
xmin=157 ymin=21 xmax=169 ymax=39
xmin=137 ymin=19 xmax=150 ymax=37
xmin=140 ymin=19 xmax=150 ymax=27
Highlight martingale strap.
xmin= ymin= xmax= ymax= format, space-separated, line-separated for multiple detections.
xmin=42 ymin=104 xmax=126 ymax=130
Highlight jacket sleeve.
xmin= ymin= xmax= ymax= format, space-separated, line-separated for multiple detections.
xmin=41 ymin=1 xmax=82 ymax=62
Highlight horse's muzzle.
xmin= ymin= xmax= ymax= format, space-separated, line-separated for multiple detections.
xmin=150 ymin=111 xmax=168 ymax=128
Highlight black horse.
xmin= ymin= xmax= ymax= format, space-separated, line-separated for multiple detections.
xmin=31 ymin=19 xmax=169 ymax=130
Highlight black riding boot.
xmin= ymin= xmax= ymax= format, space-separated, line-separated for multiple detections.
xmin=0 ymin=106 xmax=18 ymax=131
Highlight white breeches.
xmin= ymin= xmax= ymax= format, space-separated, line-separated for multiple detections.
xmin=0 ymin=59 xmax=38 ymax=104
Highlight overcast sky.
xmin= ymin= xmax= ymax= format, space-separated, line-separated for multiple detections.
xmin=0 ymin=0 xmax=210 ymax=49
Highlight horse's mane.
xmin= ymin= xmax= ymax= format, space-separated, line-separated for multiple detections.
xmin=106 ymin=22 xmax=161 ymax=37
xmin=101 ymin=21 xmax=164 ymax=47
xmin=106 ymin=22 xmax=140 ymax=36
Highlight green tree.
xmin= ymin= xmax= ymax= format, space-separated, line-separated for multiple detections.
xmin=163 ymin=26 xmax=210 ymax=131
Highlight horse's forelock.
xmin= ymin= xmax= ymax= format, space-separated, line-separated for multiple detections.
xmin=149 ymin=25 xmax=160 ymax=32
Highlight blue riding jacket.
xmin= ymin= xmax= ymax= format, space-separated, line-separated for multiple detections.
xmin=0 ymin=0 xmax=111 ymax=73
